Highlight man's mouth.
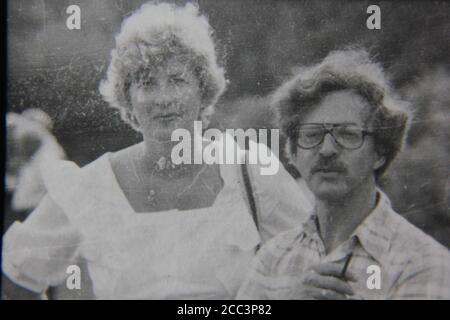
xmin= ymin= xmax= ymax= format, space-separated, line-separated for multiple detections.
xmin=313 ymin=167 xmax=346 ymax=174
xmin=153 ymin=113 xmax=182 ymax=121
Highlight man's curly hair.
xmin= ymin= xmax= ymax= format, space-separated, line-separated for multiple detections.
xmin=271 ymin=48 xmax=412 ymax=179
xmin=99 ymin=2 xmax=226 ymax=131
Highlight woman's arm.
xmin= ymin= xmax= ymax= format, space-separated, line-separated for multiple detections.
xmin=1 ymin=274 xmax=42 ymax=300
xmin=2 ymin=194 xmax=82 ymax=297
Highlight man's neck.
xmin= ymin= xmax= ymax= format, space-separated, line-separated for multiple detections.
xmin=315 ymin=178 xmax=378 ymax=254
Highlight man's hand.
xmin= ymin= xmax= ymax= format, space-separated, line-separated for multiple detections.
xmin=289 ymin=262 xmax=357 ymax=300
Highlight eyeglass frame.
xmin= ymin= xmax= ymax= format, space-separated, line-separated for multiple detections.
xmin=296 ymin=122 xmax=375 ymax=150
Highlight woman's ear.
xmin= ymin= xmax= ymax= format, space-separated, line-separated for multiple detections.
xmin=199 ymin=105 xmax=212 ymax=128
xmin=129 ymin=109 xmax=142 ymax=132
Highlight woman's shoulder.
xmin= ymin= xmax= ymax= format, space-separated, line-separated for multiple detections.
xmin=248 ymin=158 xmax=312 ymax=206
xmin=108 ymin=143 xmax=140 ymax=163
xmin=39 ymin=149 xmax=121 ymax=201
xmin=78 ymin=143 xmax=140 ymax=175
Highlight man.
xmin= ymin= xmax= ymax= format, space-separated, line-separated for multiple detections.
xmin=237 ymin=49 xmax=450 ymax=299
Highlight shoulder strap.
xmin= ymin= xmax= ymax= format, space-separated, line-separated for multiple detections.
xmin=240 ymin=163 xmax=259 ymax=231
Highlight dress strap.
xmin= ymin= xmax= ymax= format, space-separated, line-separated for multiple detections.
xmin=241 ymin=163 xmax=259 ymax=232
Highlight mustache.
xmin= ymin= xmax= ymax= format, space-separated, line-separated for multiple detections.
xmin=151 ymin=102 xmax=181 ymax=110
xmin=311 ymin=158 xmax=347 ymax=174
xmin=148 ymin=102 xmax=184 ymax=117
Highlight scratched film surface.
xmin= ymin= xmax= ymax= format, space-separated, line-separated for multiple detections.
xmin=5 ymin=0 xmax=450 ymax=299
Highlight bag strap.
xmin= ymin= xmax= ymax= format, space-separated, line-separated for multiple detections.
xmin=241 ymin=163 xmax=259 ymax=231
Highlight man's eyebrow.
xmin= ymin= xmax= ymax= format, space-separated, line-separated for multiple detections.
xmin=299 ymin=122 xmax=361 ymax=126
xmin=337 ymin=122 xmax=361 ymax=126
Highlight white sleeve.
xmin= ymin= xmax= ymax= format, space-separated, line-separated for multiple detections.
xmin=247 ymin=143 xmax=314 ymax=242
xmin=2 ymin=194 xmax=82 ymax=293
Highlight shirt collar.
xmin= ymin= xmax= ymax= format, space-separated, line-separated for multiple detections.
xmin=301 ymin=188 xmax=394 ymax=260
xmin=351 ymin=189 xmax=394 ymax=259
xmin=302 ymin=214 xmax=321 ymax=239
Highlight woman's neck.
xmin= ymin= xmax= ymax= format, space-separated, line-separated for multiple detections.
xmin=140 ymin=128 xmax=205 ymax=165
xmin=139 ymin=130 xmax=207 ymax=179
xmin=142 ymin=138 xmax=177 ymax=163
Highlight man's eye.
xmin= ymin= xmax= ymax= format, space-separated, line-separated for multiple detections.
xmin=336 ymin=128 xmax=361 ymax=139
xmin=170 ymin=77 xmax=186 ymax=84
xmin=300 ymin=129 xmax=322 ymax=138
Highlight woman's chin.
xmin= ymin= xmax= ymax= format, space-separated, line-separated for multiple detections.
xmin=144 ymin=122 xmax=179 ymax=142
xmin=142 ymin=117 xmax=196 ymax=142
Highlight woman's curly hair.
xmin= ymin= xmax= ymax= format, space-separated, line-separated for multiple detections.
xmin=271 ymin=48 xmax=412 ymax=179
xmin=99 ymin=2 xmax=226 ymax=131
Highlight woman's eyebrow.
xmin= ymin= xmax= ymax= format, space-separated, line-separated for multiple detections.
xmin=168 ymin=70 xmax=187 ymax=78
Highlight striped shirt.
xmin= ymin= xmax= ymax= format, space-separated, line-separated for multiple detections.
xmin=237 ymin=190 xmax=450 ymax=299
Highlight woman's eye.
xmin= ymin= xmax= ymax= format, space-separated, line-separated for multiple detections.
xmin=138 ymin=78 xmax=155 ymax=88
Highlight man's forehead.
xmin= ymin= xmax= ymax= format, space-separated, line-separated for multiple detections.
xmin=302 ymin=90 xmax=372 ymax=125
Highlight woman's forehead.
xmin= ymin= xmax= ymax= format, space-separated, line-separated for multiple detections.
xmin=134 ymin=57 xmax=193 ymax=79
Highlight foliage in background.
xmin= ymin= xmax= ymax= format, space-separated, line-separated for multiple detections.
xmin=7 ymin=0 xmax=450 ymax=246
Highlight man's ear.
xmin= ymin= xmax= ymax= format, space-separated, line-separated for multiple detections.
xmin=286 ymin=138 xmax=297 ymax=163
xmin=374 ymin=153 xmax=386 ymax=171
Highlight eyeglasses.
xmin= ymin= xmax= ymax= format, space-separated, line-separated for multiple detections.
xmin=297 ymin=123 xmax=374 ymax=150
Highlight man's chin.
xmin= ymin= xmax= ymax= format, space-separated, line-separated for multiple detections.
xmin=310 ymin=180 xmax=349 ymax=202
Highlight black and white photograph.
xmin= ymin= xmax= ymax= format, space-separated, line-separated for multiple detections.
xmin=2 ymin=0 xmax=450 ymax=302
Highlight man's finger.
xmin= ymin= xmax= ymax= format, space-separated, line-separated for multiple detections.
xmin=309 ymin=288 xmax=347 ymax=300
xmin=312 ymin=262 xmax=357 ymax=282
xmin=308 ymin=274 xmax=354 ymax=296
xmin=312 ymin=262 xmax=344 ymax=277
xmin=343 ymin=270 xmax=358 ymax=282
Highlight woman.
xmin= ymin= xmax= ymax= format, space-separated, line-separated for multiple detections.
xmin=2 ymin=2 xmax=312 ymax=299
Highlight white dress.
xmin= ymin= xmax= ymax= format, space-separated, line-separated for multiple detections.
xmin=3 ymin=149 xmax=313 ymax=299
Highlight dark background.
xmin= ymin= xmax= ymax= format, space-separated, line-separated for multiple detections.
xmin=7 ymin=0 xmax=450 ymax=247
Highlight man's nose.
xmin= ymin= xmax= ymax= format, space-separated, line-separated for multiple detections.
xmin=318 ymin=132 xmax=339 ymax=158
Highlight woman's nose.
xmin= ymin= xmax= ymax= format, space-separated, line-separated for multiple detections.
xmin=318 ymin=132 xmax=339 ymax=157
xmin=140 ymin=80 xmax=172 ymax=105
xmin=155 ymin=81 xmax=172 ymax=101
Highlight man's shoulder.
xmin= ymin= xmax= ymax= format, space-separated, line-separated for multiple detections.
xmin=385 ymin=208 xmax=450 ymax=264
xmin=382 ymin=208 xmax=450 ymax=298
